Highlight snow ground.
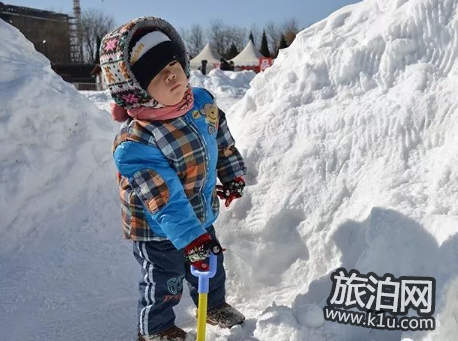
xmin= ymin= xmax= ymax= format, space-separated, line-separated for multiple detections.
xmin=1 ymin=0 xmax=458 ymax=340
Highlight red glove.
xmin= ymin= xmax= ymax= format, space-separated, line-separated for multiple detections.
xmin=184 ymin=233 xmax=223 ymax=271
xmin=216 ymin=177 xmax=246 ymax=207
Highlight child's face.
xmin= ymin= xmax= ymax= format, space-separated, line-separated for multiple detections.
xmin=147 ymin=61 xmax=188 ymax=106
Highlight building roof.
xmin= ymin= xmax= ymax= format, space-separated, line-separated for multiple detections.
xmin=0 ymin=2 xmax=70 ymax=21
xmin=190 ymin=43 xmax=223 ymax=67
xmin=230 ymin=40 xmax=264 ymax=66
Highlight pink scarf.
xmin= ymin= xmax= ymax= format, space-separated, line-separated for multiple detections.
xmin=111 ymin=87 xmax=194 ymax=122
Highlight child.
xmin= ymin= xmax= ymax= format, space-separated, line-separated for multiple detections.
xmin=100 ymin=17 xmax=247 ymax=341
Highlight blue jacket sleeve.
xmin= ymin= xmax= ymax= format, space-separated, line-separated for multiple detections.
xmin=113 ymin=141 xmax=206 ymax=249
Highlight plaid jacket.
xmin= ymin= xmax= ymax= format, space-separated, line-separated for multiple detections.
xmin=113 ymin=87 xmax=246 ymax=249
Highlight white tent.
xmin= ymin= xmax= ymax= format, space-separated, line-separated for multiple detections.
xmin=190 ymin=43 xmax=223 ymax=68
xmin=230 ymin=40 xmax=264 ymax=66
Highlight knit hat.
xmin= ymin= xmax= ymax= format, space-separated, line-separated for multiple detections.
xmin=130 ymin=31 xmax=178 ymax=90
xmin=99 ymin=17 xmax=190 ymax=109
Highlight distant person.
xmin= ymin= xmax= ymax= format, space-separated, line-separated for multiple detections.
xmin=200 ymin=59 xmax=208 ymax=75
xmin=229 ymin=60 xmax=235 ymax=71
xmin=220 ymin=58 xmax=231 ymax=71
xmin=100 ymin=16 xmax=246 ymax=341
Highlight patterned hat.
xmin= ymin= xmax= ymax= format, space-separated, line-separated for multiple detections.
xmin=99 ymin=17 xmax=190 ymax=109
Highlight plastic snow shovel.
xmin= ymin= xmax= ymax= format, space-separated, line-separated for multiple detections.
xmin=191 ymin=252 xmax=218 ymax=341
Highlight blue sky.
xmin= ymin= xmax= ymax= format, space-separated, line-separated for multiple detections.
xmin=5 ymin=0 xmax=361 ymax=30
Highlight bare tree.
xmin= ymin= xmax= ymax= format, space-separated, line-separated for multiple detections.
xmin=181 ymin=18 xmax=301 ymax=60
xmin=81 ymin=8 xmax=116 ymax=63
xmin=207 ymin=20 xmax=230 ymax=56
xmin=226 ymin=26 xmax=246 ymax=52
xmin=207 ymin=20 xmax=247 ymax=58
xmin=187 ymin=24 xmax=205 ymax=57
xmin=178 ymin=27 xmax=189 ymax=49
xmin=282 ymin=18 xmax=300 ymax=45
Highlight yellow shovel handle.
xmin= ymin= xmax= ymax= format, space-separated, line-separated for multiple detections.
xmin=196 ymin=293 xmax=208 ymax=341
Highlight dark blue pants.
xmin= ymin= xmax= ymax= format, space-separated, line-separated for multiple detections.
xmin=133 ymin=227 xmax=226 ymax=336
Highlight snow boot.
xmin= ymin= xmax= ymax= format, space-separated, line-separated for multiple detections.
xmin=201 ymin=302 xmax=245 ymax=328
xmin=137 ymin=326 xmax=187 ymax=341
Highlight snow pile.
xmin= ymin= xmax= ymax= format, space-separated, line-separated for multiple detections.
xmin=189 ymin=69 xmax=256 ymax=101
xmin=0 ymin=20 xmax=118 ymax=248
xmin=189 ymin=69 xmax=256 ymax=111
xmin=2 ymin=0 xmax=458 ymax=339
xmin=0 ymin=19 xmax=132 ymax=340
xmin=220 ymin=0 xmax=458 ymax=340
xmin=79 ymin=89 xmax=112 ymax=113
